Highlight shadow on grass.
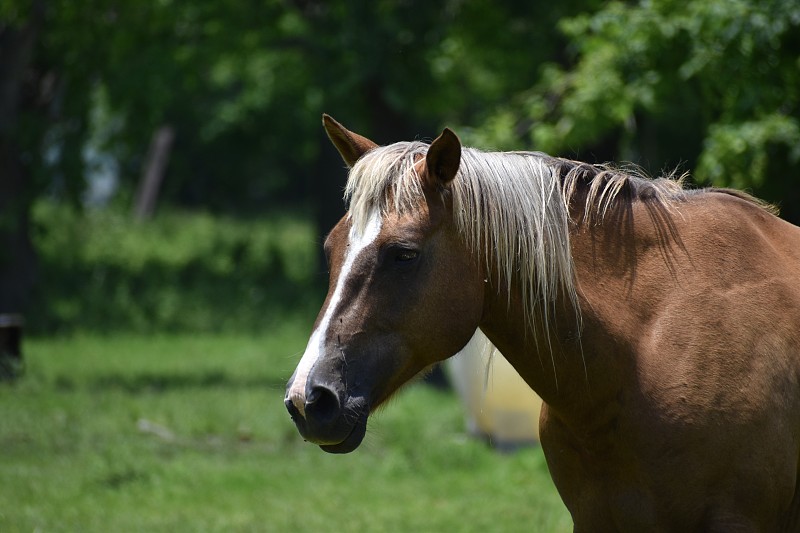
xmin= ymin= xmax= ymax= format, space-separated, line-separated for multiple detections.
xmin=53 ymin=371 xmax=288 ymax=394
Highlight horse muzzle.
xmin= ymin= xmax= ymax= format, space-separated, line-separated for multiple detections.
xmin=284 ymin=377 xmax=368 ymax=454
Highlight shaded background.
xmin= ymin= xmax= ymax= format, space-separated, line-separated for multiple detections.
xmin=1 ymin=0 xmax=799 ymax=332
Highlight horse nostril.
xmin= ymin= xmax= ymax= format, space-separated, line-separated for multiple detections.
xmin=305 ymin=384 xmax=341 ymax=423
xmin=285 ymin=396 xmax=301 ymax=421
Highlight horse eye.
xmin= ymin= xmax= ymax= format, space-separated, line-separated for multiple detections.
xmin=394 ymin=249 xmax=419 ymax=263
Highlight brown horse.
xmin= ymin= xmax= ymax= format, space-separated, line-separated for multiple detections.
xmin=285 ymin=115 xmax=800 ymax=531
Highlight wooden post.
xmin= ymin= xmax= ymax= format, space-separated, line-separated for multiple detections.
xmin=133 ymin=125 xmax=175 ymax=220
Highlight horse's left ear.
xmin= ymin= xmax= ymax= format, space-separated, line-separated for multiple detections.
xmin=425 ymin=127 xmax=461 ymax=188
xmin=322 ymin=114 xmax=378 ymax=167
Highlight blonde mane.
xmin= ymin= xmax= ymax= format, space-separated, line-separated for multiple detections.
xmin=344 ymin=142 xmax=688 ymax=350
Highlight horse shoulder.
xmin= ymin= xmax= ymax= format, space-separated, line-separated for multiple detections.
xmin=634 ymin=190 xmax=800 ymax=406
xmin=559 ymin=189 xmax=800 ymax=528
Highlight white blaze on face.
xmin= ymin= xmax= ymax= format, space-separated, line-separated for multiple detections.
xmin=288 ymin=210 xmax=383 ymax=418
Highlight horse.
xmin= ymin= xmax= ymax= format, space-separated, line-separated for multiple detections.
xmin=285 ymin=114 xmax=800 ymax=531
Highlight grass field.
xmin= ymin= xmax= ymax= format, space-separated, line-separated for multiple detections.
xmin=0 ymin=317 xmax=571 ymax=532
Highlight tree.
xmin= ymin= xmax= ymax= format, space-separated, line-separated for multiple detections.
xmin=473 ymin=0 xmax=800 ymax=221
xmin=0 ymin=1 xmax=44 ymax=313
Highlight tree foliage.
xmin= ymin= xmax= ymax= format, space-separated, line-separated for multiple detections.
xmin=2 ymin=0 xmax=800 ymax=313
xmin=8 ymin=0 xmax=796 ymax=208
xmin=478 ymin=0 xmax=800 ymax=208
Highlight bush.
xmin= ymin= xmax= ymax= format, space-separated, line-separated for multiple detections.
xmin=30 ymin=201 xmax=322 ymax=334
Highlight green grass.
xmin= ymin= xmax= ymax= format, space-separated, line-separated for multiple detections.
xmin=0 ymin=319 xmax=571 ymax=532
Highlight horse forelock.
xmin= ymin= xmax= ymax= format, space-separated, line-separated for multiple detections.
xmin=345 ymin=141 xmax=429 ymax=236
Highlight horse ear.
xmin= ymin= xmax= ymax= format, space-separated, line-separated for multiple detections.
xmin=425 ymin=127 xmax=461 ymax=188
xmin=322 ymin=114 xmax=378 ymax=167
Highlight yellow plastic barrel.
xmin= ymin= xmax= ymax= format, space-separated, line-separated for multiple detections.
xmin=447 ymin=330 xmax=542 ymax=448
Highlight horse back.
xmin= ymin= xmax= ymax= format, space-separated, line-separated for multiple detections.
xmin=682 ymin=190 xmax=800 ymax=314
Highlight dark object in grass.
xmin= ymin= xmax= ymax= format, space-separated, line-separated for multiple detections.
xmin=0 ymin=314 xmax=24 ymax=381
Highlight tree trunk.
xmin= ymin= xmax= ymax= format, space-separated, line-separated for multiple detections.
xmin=0 ymin=3 xmax=44 ymax=315
xmin=0 ymin=143 xmax=37 ymax=315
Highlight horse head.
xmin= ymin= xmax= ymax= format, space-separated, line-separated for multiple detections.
xmin=284 ymin=115 xmax=484 ymax=453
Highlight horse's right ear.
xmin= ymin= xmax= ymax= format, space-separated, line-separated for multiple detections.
xmin=322 ymin=114 xmax=378 ymax=167
xmin=425 ymin=127 xmax=461 ymax=188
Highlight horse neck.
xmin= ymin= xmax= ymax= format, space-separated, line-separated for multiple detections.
xmin=477 ymin=212 xmax=646 ymax=418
